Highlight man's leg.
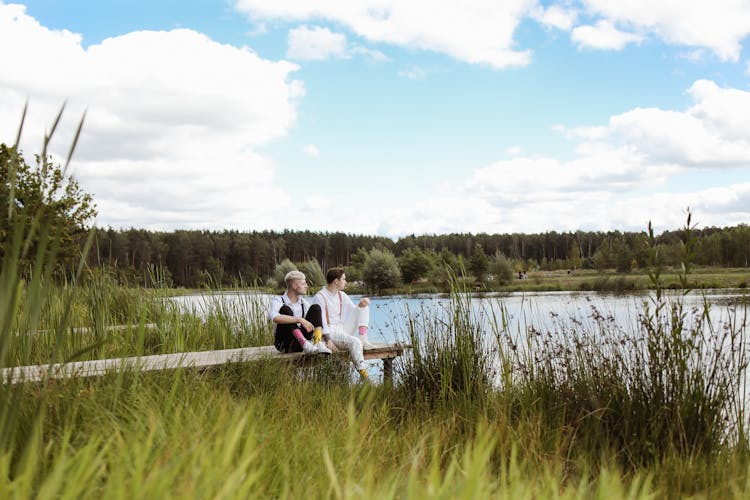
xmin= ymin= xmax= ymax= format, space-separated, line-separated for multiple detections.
xmin=328 ymin=331 xmax=368 ymax=380
xmin=275 ymin=305 xmax=317 ymax=353
xmin=305 ymin=304 xmax=331 ymax=354
xmin=344 ymin=305 xmax=373 ymax=348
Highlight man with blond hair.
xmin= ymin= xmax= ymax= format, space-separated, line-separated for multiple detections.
xmin=268 ymin=270 xmax=332 ymax=355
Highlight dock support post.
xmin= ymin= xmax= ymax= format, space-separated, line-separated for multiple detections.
xmin=383 ymin=357 xmax=393 ymax=382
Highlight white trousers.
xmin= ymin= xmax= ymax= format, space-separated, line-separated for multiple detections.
xmin=327 ymin=306 xmax=369 ymax=370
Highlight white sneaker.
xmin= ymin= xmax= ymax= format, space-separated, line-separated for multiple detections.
xmin=359 ymin=334 xmax=375 ymax=349
xmin=302 ymin=341 xmax=318 ymax=355
xmin=316 ymin=341 xmax=332 ymax=355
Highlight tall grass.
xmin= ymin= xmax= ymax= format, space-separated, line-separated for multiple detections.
xmin=2 ymin=271 xmax=276 ymax=367
xmin=392 ymin=215 xmax=750 ymax=496
xmin=2 ymin=364 xmax=670 ymax=498
xmin=3 ymin=254 xmax=749 ymax=496
xmin=395 ymin=276 xmax=493 ymax=412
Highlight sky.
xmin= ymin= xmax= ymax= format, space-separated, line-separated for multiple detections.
xmin=0 ymin=1 xmax=749 ymax=237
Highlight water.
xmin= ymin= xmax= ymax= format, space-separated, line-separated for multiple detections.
xmin=170 ymin=288 xmax=748 ymax=343
xmin=169 ymin=289 xmax=748 ymax=383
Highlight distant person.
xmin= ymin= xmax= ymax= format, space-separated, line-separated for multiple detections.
xmin=268 ymin=270 xmax=332 ymax=355
xmin=313 ymin=268 xmax=372 ymax=380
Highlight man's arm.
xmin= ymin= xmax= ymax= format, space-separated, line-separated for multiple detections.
xmin=268 ymin=296 xmax=283 ymax=322
xmin=270 ymin=296 xmax=314 ymax=332
xmin=343 ymin=291 xmax=369 ymax=311
xmin=312 ymin=292 xmax=330 ymax=333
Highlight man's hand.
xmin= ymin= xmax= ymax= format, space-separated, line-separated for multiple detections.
xmin=358 ymin=297 xmax=370 ymax=308
xmin=298 ymin=317 xmax=314 ymax=333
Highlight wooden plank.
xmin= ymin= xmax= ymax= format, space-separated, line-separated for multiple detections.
xmin=1 ymin=342 xmax=409 ymax=385
xmin=68 ymin=323 xmax=158 ymax=334
xmin=26 ymin=323 xmax=158 ymax=336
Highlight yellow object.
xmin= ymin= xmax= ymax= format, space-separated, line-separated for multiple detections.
xmin=313 ymin=328 xmax=323 ymax=343
xmin=358 ymin=368 xmax=370 ymax=380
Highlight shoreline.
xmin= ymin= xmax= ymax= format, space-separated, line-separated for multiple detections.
xmin=158 ymin=267 xmax=750 ymax=297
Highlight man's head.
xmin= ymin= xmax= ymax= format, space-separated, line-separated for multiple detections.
xmin=284 ymin=270 xmax=308 ymax=294
xmin=326 ymin=267 xmax=347 ymax=290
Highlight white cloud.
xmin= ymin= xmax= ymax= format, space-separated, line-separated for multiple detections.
xmin=553 ymin=124 xmax=608 ymax=140
xmin=375 ymin=178 xmax=750 ymax=237
xmin=531 ymin=4 xmax=578 ymax=31
xmin=604 ymin=184 xmax=750 ymax=230
xmin=0 ymin=4 xmax=302 ymax=230
xmin=287 ymin=25 xmax=347 ymax=60
xmin=505 ymin=146 xmax=522 ymax=156
xmin=302 ymin=144 xmax=320 ymax=157
xmin=235 ymin=0 xmax=535 ymax=69
xmin=350 ymin=45 xmax=388 ymax=62
xmin=571 ymin=20 xmax=643 ymax=50
xmin=601 ymin=80 xmax=750 ymax=167
xmin=238 ymin=0 xmax=750 ymax=66
xmin=581 ymin=0 xmax=750 ymax=61
xmin=372 ymin=79 xmax=750 ymax=236
xmin=286 ymin=25 xmax=388 ymax=62
xmin=465 ymin=150 xmax=674 ymax=201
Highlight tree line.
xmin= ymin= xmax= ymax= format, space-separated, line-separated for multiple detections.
xmin=3 ymin=141 xmax=748 ymax=290
xmin=85 ymin=224 xmax=750 ymax=288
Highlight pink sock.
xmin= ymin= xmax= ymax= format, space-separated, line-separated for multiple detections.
xmin=358 ymin=326 xmax=368 ymax=336
xmin=292 ymin=329 xmax=307 ymax=347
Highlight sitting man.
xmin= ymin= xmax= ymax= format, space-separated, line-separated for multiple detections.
xmin=268 ymin=270 xmax=332 ymax=355
xmin=313 ymin=267 xmax=372 ymax=380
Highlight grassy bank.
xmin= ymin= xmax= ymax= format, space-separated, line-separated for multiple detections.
xmin=2 ymin=365 xmax=663 ymax=498
xmin=365 ymin=267 xmax=750 ymax=295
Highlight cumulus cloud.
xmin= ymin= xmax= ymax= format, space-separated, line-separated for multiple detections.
xmin=0 ymin=3 xmax=302 ymax=230
xmin=530 ymin=4 xmax=578 ymax=31
xmin=376 ymin=180 xmax=750 ymax=237
xmin=571 ymin=20 xmax=643 ymax=50
xmin=349 ymin=45 xmax=388 ymax=62
xmin=286 ymin=24 xmax=388 ymax=62
xmin=374 ymin=79 xmax=750 ymax=236
xmin=237 ymin=1 xmax=750 ymax=66
xmin=602 ymin=80 xmax=750 ymax=167
xmin=580 ymin=0 xmax=750 ymax=61
xmin=287 ymin=25 xmax=348 ymax=60
xmin=234 ymin=0 xmax=534 ymax=69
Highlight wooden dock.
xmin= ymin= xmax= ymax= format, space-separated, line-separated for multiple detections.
xmin=1 ymin=342 xmax=408 ymax=385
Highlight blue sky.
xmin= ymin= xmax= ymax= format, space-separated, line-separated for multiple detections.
xmin=1 ymin=1 xmax=749 ymax=236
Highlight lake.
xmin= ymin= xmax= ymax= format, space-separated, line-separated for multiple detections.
xmin=169 ymin=289 xmax=748 ymax=383
xmin=170 ymin=288 xmax=748 ymax=344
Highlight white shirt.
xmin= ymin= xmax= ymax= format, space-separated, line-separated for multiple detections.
xmin=268 ymin=292 xmax=311 ymax=332
xmin=313 ymin=287 xmax=356 ymax=334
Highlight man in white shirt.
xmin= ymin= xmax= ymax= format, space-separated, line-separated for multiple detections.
xmin=268 ymin=270 xmax=332 ymax=355
xmin=313 ymin=267 xmax=372 ymax=380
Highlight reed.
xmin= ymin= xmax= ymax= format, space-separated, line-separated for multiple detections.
xmin=483 ymin=215 xmax=750 ymax=496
